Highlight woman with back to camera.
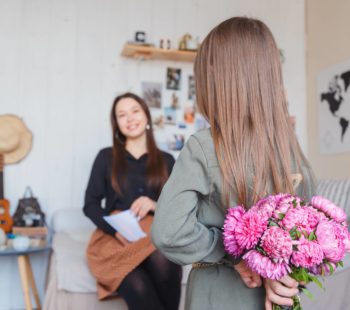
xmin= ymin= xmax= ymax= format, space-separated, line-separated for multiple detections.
xmin=83 ymin=92 xmax=182 ymax=310
xmin=152 ymin=17 xmax=315 ymax=310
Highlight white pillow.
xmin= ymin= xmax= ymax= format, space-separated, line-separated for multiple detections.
xmin=51 ymin=208 xmax=94 ymax=233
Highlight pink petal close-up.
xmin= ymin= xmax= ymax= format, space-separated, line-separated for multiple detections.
xmin=243 ymin=250 xmax=290 ymax=280
xmin=311 ymin=196 xmax=346 ymax=223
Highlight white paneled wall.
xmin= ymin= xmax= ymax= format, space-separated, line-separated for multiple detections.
xmin=0 ymin=0 xmax=306 ymax=309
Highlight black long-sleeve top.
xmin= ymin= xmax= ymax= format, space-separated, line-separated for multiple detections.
xmin=83 ymin=147 xmax=175 ymax=236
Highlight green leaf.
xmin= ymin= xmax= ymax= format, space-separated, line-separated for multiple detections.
xmin=309 ymin=275 xmax=324 ymax=289
xmin=278 ymin=213 xmax=285 ymax=220
xmin=308 ymin=230 xmax=316 ymax=241
xmin=256 ymin=246 xmax=268 ymax=256
xmin=269 ymin=220 xmax=278 ymax=227
xmin=338 ymin=261 xmax=344 ymax=268
xmin=300 ymin=268 xmax=309 ymax=282
xmin=301 ymin=287 xmax=314 ymax=300
xmin=325 ymin=262 xmax=334 ymax=275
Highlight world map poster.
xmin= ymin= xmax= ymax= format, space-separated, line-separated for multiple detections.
xmin=317 ymin=60 xmax=350 ymax=154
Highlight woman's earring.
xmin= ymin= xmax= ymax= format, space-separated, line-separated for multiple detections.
xmin=115 ymin=131 xmax=125 ymax=144
xmin=146 ymin=124 xmax=150 ymax=130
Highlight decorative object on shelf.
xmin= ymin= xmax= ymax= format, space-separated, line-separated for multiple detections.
xmin=12 ymin=226 xmax=48 ymax=237
xmin=0 ymin=114 xmax=32 ymax=164
xmin=0 ymin=154 xmax=13 ymax=233
xmin=13 ymin=187 xmax=45 ymax=227
xmin=166 ymin=67 xmax=182 ymax=90
xmin=135 ymin=31 xmax=146 ymax=43
xmin=13 ymin=235 xmax=30 ymax=251
xmin=0 ymin=227 xmax=7 ymax=250
xmin=159 ymin=38 xmax=171 ymax=50
xmin=178 ymin=33 xmax=198 ymax=51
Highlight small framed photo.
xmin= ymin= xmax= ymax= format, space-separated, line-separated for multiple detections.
xmin=167 ymin=134 xmax=185 ymax=151
xmin=188 ymin=75 xmax=196 ymax=100
xmin=142 ymin=82 xmax=162 ymax=108
xmin=166 ymin=68 xmax=182 ymax=90
xmin=184 ymin=105 xmax=195 ymax=124
xmin=164 ymin=107 xmax=177 ymax=125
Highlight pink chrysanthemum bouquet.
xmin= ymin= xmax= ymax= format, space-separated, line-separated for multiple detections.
xmin=223 ymin=194 xmax=350 ymax=310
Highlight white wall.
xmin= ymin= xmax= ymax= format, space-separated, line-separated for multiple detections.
xmin=0 ymin=0 xmax=306 ymax=309
xmin=306 ymin=0 xmax=350 ymax=179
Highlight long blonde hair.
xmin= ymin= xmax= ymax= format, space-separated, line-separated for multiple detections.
xmin=194 ymin=17 xmax=307 ymax=207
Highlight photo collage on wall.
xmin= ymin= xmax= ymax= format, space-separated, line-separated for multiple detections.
xmin=141 ymin=67 xmax=209 ymax=155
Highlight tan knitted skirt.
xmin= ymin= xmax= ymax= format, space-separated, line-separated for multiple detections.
xmin=86 ymin=214 xmax=156 ymax=299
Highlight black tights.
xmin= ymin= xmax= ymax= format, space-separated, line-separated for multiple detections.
xmin=117 ymin=251 xmax=182 ymax=310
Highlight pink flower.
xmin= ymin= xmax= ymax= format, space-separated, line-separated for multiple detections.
xmin=337 ymin=224 xmax=350 ymax=253
xmin=243 ymin=250 xmax=290 ymax=280
xmin=223 ymin=206 xmax=246 ymax=257
xmin=273 ymin=194 xmax=302 ymax=219
xmin=339 ymin=229 xmax=350 ymax=253
xmin=316 ymin=220 xmax=346 ymax=262
xmin=311 ymin=196 xmax=346 ymax=223
xmin=309 ymin=262 xmax=337 ymax=276
xmin=281 ymin=206 xmax=319 ymax=234
xmin=234 ymin=212 xmax=268 ymax=250
xmin=261 ymin=227 xmax=293 ymax=263
xmin=249 ymin=196 xmax=277 ymax=220
xmin=291 ymin=235 xmax=324 ymax=268
xmin=309 ymin=206 xmax=328 ymax=222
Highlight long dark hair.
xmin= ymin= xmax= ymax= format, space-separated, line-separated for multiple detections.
xmin=110 ymin=92 xmax=168 ymax=195
xmin=195 ymin=17 xmax=312 ymax=207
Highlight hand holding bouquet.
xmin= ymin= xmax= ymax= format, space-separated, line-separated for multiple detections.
xmin=223 ymin=194 xmax=350 ymax=310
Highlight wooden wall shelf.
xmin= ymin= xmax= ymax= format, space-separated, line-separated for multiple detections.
xmin=121 ymin=44 xmax=197 ymax=62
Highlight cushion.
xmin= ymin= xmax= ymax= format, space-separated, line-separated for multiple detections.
xmin=316 ymin=179 xmax=350 ymax=272
xmin=53 ymin=232 xmax=97 ymax=293
xmin=51 ymin=208 xmax=95 ymax=233
xmin=316 ymin=179 xmax=350 ymax=215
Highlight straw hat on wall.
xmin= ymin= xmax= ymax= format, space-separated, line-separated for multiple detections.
xmin=0 ymin=115 xmax=32 ymax=164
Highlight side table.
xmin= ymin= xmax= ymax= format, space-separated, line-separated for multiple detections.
xmin=0 ymin=244 xmax=51 ymax=310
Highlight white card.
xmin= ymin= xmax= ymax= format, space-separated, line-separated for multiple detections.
xmin=103 ymin=210 xmax=147 ymax=242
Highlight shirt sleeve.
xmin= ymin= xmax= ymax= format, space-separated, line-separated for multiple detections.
xmin=152 ymin=136 xmax=227 ymax=265
xmin=83 ymin=150 xmax=116 ymax=236
xmin=298 ymin=159 xmax=317 ymax=201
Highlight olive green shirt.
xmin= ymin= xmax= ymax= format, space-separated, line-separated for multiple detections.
xmin=152 ymin=128 xmax=315 ymax=310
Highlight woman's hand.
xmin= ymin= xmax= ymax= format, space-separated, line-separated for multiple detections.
xmin=233 ymin=261 xmax=262 ymax=288
xmin=130 ymin=196 xmax=156 ymax=219
xmin=264 ymin=275 xmax=299 ymax=310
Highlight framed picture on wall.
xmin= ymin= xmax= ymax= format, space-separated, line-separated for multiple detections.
xmin=166 ymin=68 xmax=182 ymax=90
xmin=142 ymin=82 xmax=162 ymax=108
xmin=188 ymin=75 xmax=196 ymax=100
xmin=164 ymin=107 xmax=177 ymax=125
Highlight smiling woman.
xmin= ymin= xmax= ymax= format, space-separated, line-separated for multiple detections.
xmin=83 ymin=92 xmax=182 ymax=310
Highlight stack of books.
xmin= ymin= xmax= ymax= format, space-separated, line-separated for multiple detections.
xmin=12 ymin=226 xmax=48 ymax=247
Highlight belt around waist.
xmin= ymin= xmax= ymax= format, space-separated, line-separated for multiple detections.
xmin=192 ymin=261 xmax=225 ymax=269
